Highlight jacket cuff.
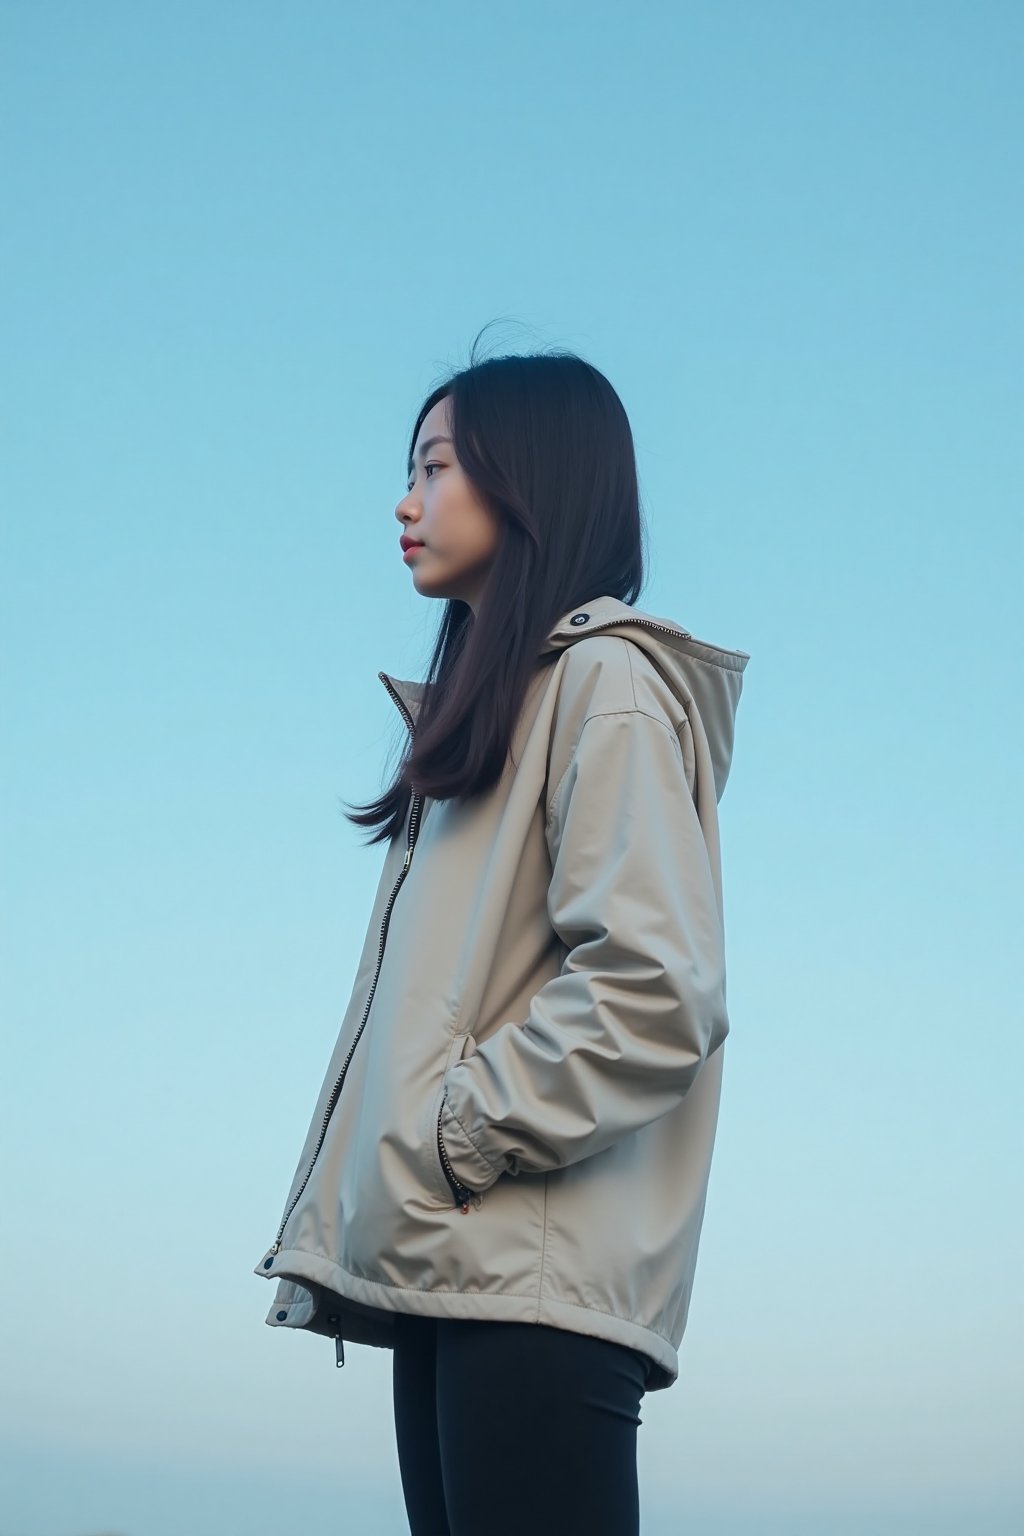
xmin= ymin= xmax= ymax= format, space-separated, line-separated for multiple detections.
xmin=439 ymin=1094 xmax=504 ymax=1193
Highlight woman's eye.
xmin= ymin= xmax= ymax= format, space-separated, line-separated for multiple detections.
xmin=407 ymin=462 xmax=442 ymax=492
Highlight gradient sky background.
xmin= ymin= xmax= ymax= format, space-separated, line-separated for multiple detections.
xmin=2 ymin=3 xmax=1021 ymax=1534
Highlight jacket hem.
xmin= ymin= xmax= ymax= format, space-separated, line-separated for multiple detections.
xmin=255 ymin=1244 xmax=678 ymax=1392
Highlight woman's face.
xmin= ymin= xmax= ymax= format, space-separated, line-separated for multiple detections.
xmin=395 ymin=396 xmax=500 ymax=615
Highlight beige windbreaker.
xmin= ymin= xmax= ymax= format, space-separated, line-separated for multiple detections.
xmin=253 ymin=593 xmax=750 ymax=1391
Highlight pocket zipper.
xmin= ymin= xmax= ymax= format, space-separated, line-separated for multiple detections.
xmin=437 ymin=1105 xmax=474 ymax=1213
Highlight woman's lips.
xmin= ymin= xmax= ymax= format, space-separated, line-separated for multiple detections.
xmin=402 ymin=541 xmax=425 ymax=560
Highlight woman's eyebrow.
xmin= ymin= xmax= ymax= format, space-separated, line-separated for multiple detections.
xmin=408 ymin=434 xmax=453 ymax=474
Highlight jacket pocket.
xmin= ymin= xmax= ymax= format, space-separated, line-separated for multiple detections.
xmin=433 ymin=1031 xmax=478 ymax=1210
xmin=437 ymin=1104 xmax=476 ymax=1209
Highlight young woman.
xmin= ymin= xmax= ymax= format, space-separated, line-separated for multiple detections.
xmin=253 ymin=341 xmax=750 ymax=1535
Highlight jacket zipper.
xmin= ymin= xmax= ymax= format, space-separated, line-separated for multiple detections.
xmin=266 ymin=673 xmax=423 ymax=1257
xmin=583 ymin=617 xmax=692 ymax=641
xmin=565 ymin=614 xmax=748 ymax=662
xmin=577 ymin=608 xmax=752 ymax=663
xmin=329 ymin=1314 xmax=345 ymax=1367
xmin=437 ymin=1102 xmax=474 ymax=1213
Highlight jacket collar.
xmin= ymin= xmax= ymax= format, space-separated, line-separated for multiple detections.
xmin=378 ymin=597 xmax=658 ymax=724
xmin=378 ymin=596 xmax=748 ymax=790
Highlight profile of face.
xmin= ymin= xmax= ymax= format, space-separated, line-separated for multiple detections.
xmin=395 ymin=396 xmax=501 ymax=615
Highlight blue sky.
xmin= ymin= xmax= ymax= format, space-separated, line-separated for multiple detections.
xmin=2 ymin=3 xmax=1021 ymax=1534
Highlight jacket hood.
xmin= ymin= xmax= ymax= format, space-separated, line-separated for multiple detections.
xmin=380 ymin=594 xmax=751 ymax=802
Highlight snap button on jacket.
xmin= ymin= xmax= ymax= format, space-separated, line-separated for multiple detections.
xmin=253 ymin=594 xmax=750 ymax=1392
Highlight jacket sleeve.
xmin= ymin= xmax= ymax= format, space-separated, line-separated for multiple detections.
xmin=438 ymin=704 xmax=730 ymax=1193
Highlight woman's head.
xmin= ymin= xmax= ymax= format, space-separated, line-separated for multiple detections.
xmin=396 ymin=345 xmax=645 ymax=618
xmin=397 ymin=392 xmax=501 ymax=615
xmin=344 ymin=329 xmax=648 ymax=843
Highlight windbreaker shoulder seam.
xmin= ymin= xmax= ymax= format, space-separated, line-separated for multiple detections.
xmin=624 ymin=638 xmax=640 ymax=709
xmin=580 ymin=706 xmax=680 ymax=739
xmin=545 ymin=706 xmax=679 ymax=829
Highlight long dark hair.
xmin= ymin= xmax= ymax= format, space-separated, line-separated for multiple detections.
xmin=342 ymin=329 xmax=648 ymax=846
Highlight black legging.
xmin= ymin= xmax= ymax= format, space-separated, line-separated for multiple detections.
xmin=392 ymin=1312 xmax=651 ymax=1535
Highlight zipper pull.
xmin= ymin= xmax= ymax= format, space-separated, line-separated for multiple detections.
xmin=330 ymin=1316 xmax=345 ymax=1368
